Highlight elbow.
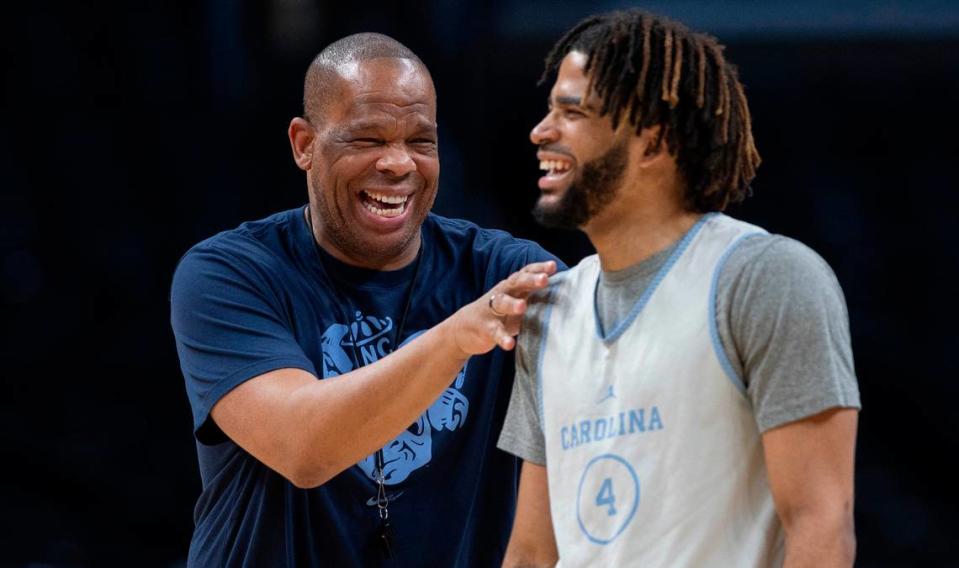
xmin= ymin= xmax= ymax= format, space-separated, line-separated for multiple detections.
xmin=781 ymin=502 xmax=856 ymax=566
xmin=780 ymin=494 xmax=854 ymax=534
xmin=503 ymin=540 xmax=558 ymax=568
xmin=287 ymin=470 xmax=330 ymax=490
xmin=275 ymin=421 xmax=347 ymax=489
xmin=832 ymin=512 xmax=857 ymax=567
xmin=284 ymin=457 xmax=338 ymax=489
xmin=277 ymin=443 xmax=348 ymax=489
xmin=503 ymin=558 xmax=556 ymax=568
xmin=844 ymin=528 xmax=857 ymax=566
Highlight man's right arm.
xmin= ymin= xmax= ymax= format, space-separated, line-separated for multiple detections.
xmin=210 ymin=291 xmax=529 ymax=488
xmin=172 ymin=245 xmax=556 ymax=488
xmin=497 ymin=284 xmax=559 ymax=566
xmin=502 ymin=462 xmax=558 ymax=568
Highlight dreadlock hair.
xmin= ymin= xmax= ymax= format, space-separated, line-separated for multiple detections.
xmin=541 ymin=10 xmax=760 ymax=212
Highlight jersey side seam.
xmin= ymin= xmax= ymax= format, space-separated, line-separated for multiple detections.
xmin=536 ymin=297 xmax=557 ymax=460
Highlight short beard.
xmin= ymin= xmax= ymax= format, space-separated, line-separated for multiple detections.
xmin=532 ymin=139 xmax=628 ymax=230
xmin=308 ymin=177 xmax=422 ymax=268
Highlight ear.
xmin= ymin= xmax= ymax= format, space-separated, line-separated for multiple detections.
xmin=634 ymin=124 xmax=670 ymax=168
xmin=288 ymin=117 xmax=315 ymax=171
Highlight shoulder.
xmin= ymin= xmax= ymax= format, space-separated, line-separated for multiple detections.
xmin=172 ymin=208 xmax=302 ymax=300
xmin=524 ymin=257 xmax=590 ymax=325
xmin=715 ymin=232 xmax=849 ymax=338
xmin=176 ymin=209 xmax=300 ymax=274
xmin=720 ymin=233 xmax=843 ymax=296
xmin=424 ymin=213 xmax=565 ymax=273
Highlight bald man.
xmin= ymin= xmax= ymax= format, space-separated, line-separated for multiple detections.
xmin=170 ymin=33 xmax=561 ymax=566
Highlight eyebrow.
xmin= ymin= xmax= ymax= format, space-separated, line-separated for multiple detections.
xmin=340 ymin=119 xmax=437 ymax=133
xmin=341 ymin=120 xmax=388 ymax=133
xmin=549 ymin=94 xmax=597 ymax=112
xmin=555 ymin=95 xmax=583 ymax=107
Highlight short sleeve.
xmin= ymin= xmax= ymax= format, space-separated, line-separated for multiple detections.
xmin=520 ymin=243 xmax=567 ymax=272
xmin=497 ymin=280 xmax=563 ymax=466
xmin=491 ymin=238 xmax=567 ymax=282
xmin=170 ymin=242 xmax=317 ymax=444
xmin=717 ymin=235 xmax=861 ymax=432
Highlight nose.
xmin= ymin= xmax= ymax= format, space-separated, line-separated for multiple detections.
xmin=376 ymin=144 xmax=417 ymax=177
xmin=530 ymin=113 xmax=557 ymax=146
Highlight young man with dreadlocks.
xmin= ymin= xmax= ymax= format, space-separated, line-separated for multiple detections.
xmin=496 ymin=9 xmax=860 ymax=567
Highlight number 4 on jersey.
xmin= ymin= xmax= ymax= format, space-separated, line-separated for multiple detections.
xmin=596 ymin=477 xmax=617 ymax=516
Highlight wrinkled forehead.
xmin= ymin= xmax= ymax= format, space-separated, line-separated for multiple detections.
xmin=331 ymin=57 xmax=436 ymax=121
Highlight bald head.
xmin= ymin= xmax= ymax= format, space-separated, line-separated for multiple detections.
xmin=303 ymin=33 xmax=433 ymax=124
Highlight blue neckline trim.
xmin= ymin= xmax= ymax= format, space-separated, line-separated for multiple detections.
xmin=594 ymin=213 xmax=715 ymax=344
xmin=708 ymin=231 xmax=763 ymax=397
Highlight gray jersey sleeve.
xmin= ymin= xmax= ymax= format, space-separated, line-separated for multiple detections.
xmin=717 ymin=234 xmax=861 ymax=432
xmin=496 ymin=277 xmax=563 ymax=465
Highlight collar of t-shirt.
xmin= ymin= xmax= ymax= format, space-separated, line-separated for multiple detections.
xmin=596 ymin=241 xmax=679 ymax=333
xmin=312 ymin=237 xmax=420 ymax=292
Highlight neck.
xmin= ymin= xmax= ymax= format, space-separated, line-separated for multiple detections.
xmin=583 ymin=195 xmax=702 ymax=272
xmin=304 ymin=206 xmax=420 ymax=271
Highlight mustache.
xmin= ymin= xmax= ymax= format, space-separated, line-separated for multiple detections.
xmin=538 ymin=144 xmax=575 ymax=159
xmin=356 ymin=172 xmax=423 ymax=188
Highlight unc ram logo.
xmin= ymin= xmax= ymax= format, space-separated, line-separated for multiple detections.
xmin=320 ymin=312 xmax=469 ymax=485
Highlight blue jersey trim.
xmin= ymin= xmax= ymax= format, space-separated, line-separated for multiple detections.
xmin=708 ymin=232 xmax=763 ymax=397
xmin=595 ymin=213 xmax=715 ymax=343
xmin=536 ymin=299 xmax=556 ymax=439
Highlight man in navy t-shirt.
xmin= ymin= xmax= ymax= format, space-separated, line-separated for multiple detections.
xmin=170 ymin=33 xmax=561 ymax=566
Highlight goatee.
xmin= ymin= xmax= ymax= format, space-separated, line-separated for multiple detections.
xmin=532 ymin=140 xmax=628 ymax=229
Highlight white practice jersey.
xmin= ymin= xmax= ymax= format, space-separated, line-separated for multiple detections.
xmin=539 ymin=213 xmax=785 ymax=567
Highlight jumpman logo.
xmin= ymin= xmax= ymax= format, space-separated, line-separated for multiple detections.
xmin=597 ymin=384 xmax=617 ymax=404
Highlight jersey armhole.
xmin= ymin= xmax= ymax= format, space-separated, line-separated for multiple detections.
xmin=708 ymin=232 xmax=764 ymax=398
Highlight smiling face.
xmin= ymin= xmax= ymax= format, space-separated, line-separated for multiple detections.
xmin=297 ymin=57 xmax=439 ymax=269
xmin=530 ymin=51 xmax=631 ymax=229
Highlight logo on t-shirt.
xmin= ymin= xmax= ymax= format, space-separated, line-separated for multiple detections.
xmin=321 ymin=314 xmax=470 ymax=485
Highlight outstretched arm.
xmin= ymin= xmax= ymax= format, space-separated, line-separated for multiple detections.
xmin=762 ymin=407 xmax=858 ymax=568
xmin=210 ymin=260 xmax=557 ymax=488
xmin=502 ymin=461 xmax=558 ymax=568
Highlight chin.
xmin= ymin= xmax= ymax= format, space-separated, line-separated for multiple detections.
xmin=533 ymin=199 xmax=586 ymax=230
xmin=366 ymin=232 xmax=421 ymax=265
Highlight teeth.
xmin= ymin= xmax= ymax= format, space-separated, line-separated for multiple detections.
xmin=365 ymin=191 xmax=409 ymax=205
xmin=539 ymin=159 xmax=572 ymax=173
xmin=363 ymin=200 xmax=406 ymax=217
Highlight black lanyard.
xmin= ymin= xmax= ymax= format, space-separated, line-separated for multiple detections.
xmin=305 ymin=206 xmax=420 ymax=559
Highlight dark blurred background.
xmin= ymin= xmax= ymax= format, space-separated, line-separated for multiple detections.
xmin=2 ymin=0 xmax=957 ymax=566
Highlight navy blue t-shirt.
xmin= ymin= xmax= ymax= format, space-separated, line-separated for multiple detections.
xmin=170 ymin=206 xmax=562 ymax=567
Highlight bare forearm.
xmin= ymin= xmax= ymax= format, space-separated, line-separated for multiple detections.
xmin=287 ymin=318 xmax=470 ymax=485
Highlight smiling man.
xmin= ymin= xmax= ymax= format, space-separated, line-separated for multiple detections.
xmin=170 ymin=33 xmax=560 ymax=566
xmin=497 ymin=10 xmax=861 ymax=568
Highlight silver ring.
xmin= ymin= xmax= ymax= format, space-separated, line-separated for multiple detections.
xmin=488 ymin=293 xmax=507 ymax=317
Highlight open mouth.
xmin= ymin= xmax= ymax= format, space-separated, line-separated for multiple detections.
xmin=360 ymin=190 xmax=409 ymax=218
xmin=538 ymin=158 xmax=573 ymax=190
xmin=540 ymin=158 xmax=573 ymax=177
